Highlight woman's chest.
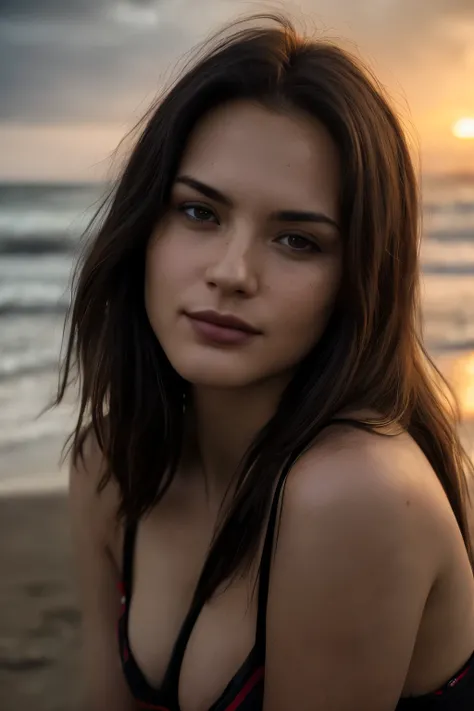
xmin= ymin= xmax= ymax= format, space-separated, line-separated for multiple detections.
xmin=124 ymin=508 xmax=260 ymax=711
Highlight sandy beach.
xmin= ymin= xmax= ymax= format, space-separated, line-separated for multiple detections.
xmin=0 ymin=491 xmax=81 ymax=711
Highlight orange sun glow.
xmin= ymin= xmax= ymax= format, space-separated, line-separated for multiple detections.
xmin=452 ymin=117 xmax=474 ymax=140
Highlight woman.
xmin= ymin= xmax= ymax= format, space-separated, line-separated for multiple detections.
xmin=56 ymin=13 xmax=474 ymax=711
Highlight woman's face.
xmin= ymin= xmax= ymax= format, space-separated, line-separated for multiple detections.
xmin=145 ymin=100 xmax=342 ymax=389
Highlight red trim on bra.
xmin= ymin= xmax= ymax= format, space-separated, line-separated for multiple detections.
xmin=222 ymin=666 xmax=264 ymax=711
xmin=434 ymin=664 xmax=471 ymax=695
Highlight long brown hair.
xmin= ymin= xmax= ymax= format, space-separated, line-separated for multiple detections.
xmin=55 ymin=14 xmax=473 ymax=601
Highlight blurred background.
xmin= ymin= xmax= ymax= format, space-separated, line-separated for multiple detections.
xmin=0 ymin=1 xmax=473 ymax=709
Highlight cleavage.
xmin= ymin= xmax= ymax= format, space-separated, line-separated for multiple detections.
xmin=127 ymin=507 xmax=259 ymax=711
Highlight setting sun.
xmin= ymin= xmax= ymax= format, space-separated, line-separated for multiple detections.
xmin=452 ymin=117 xmax=474 ymax=140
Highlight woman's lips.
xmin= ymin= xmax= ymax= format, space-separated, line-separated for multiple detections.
xmin=185 ymin=312 xmax=260 ymax=346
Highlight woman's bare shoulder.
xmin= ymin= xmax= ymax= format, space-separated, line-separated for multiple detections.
xmin=68 ymin=424 xmax=122 ymax=558
xmin=292 ymin=415 xmax=444 ymax=508
xmin=284 ymin=417 xmax=460 ymax=578
xmin=290 ymin=422 xmax=417 ymax=504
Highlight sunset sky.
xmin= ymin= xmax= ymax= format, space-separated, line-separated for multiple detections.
xmin=0 ymin=0 xmax=473 ymax=181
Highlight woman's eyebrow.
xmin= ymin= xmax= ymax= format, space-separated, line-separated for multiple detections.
xmin=175 ymin=175 xmax=232 ymax=206
xmin=270 ymin=210 xmax=339 ymax=231
xmin=175 ymin=175 xmax=339 ymax=231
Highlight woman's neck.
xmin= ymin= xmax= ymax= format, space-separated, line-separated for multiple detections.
xmin=188 ymin=375 xmax=290 ymax=498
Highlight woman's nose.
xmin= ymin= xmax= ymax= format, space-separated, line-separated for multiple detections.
xmin=204 ymin=232 xmax=259 ymax=296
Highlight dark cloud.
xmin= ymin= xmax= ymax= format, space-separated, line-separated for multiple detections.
xmin=0 ymin=0 xmax=473 ymax=124
xmin=0 ymin=0 xmax=189 ymax=122
xmin=0 ymin=0 xmax=164 ymax=20
xmin=0 ymin=0 xmax=106 ymax=20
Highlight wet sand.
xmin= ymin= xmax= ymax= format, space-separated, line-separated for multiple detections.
xmin=0 ymin=492 xmax=81 ymax=711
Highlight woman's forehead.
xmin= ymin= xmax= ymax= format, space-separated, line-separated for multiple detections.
xmin=178 ymin=101 xmax=340 ymax=215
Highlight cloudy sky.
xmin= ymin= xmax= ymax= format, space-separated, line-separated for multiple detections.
xmin=0 ymin=0 xmax=473 ymax=180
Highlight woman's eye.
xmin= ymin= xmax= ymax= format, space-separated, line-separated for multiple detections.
xmin=277 ymin=234 xmax=320 ymax=253
xmin=180 ymin=204 xmax=218 ymax=223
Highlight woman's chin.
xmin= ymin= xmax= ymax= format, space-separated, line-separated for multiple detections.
xmin=168 ymin=354 xmax=261 ymax=390
xmin=178 ymin=366 xmax=256 ymax=389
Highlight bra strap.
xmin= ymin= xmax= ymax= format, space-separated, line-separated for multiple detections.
xmin=164 ymin=449 xmax=306 ymax=696
xmin=255 ymin=446 xmax=307 ymax=650
xmin=254 ymin=419 xmax=372 ymax=652
xmin=163 ymin=451 xmax=303 ymax=696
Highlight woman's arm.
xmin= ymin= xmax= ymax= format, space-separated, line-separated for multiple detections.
xmin=263 ymin=431 xmax=440 ymax=711
xmin=69 ymin=432 xmax=136 ymax=711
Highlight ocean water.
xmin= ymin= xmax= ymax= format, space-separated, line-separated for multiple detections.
xmin=0 ymin=178 xmax=474 ymax=453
